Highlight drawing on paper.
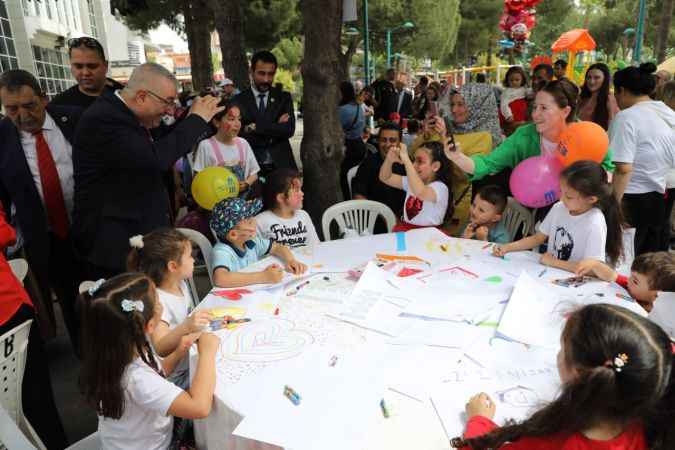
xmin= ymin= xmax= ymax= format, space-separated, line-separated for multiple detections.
xmin=495 ymin=385 xmax=540 ymax=408
xmin=221 ymin=318 xmax=315 ymax=363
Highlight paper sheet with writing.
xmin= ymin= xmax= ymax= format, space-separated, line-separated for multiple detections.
xmin=328 ymin=262 xmax=417 ymax=336
xmin=429 ymin=362 xmax=561 ymax=438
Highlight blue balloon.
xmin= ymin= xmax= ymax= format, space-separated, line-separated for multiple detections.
xmin=499 ymin=39 xmax=515 ymax=48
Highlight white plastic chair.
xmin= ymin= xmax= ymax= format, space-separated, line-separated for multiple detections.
xmin=177 ymin=228 xmax=214 ymax=307
xmin=8 ymin=259 xmax=28 ymax=285
xmin=64 ymin=432 xmax=100 ymax=450
xmin=502 ymin=197 xmax=535 ymax=240
xmin=321 ymin=200 xmax=397 ymax=241
xmin=346 ymin=164 xmax=359 ymax=198
xmin=0 ymin=320 xmax=46 ymax=450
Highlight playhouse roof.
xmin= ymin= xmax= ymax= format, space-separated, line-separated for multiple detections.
xmin=551 ymin=29 xmax=597 ymax=53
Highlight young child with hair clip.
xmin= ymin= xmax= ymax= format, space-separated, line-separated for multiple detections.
xmin=452 ymin=303 xmax=675 ymax=450
xmin=494 ymin=160 xmax=623 ymax=272
xmin=576 ymin=251 xmax=675 ymax=313
xmin=379 ymin=140 xmax=451 ymax=232
xmin=127 ymin=229 xmax=212 ymax=389
xmin=80 ymin=273 xmax=220 ymax=450
xmin=256 ymin=168 xmax=319 ymax=248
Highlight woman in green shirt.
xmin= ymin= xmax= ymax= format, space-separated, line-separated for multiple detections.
xmin=440 ymin=79 xmax=614 ymax=181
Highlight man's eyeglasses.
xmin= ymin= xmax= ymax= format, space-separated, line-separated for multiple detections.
xmin=145 ymin=90 xmax=176 ymax=109
xmin=380 ymin=137 xmax=399 ymax=143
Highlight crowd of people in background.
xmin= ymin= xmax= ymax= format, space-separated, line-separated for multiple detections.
xmin=0 ymin=32 xmax=675 ymax=450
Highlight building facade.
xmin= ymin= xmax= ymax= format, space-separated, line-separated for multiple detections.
xmin=1 ymin=0 xmax=155 ymax=98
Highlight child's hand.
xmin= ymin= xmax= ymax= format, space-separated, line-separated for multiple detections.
xmin=186 ymin=310 xmax=212 ymax=333
xmin=398 ymin=143 xmax=410 ymax=162
xmin=239 ymin=181 xmax=249 ymax=192
xmin=263 ymin=264 xmax=284 ymax=283
xmin=465 ymin=392 xmax=496 ymax=419
xmin=575 ymin=258 xmax=616 ymax=282
xmin=493 ymin=244 xmax=509 ymax=257
xmin=475 ymin=226 xmax=489 ymax=241
xmin=540 ymin=252 xmax=556 ymax=267
xmin=462 ymin=223 xmax=476 ymax=239
xmin=178 ymin=332 xmax=201 ymax=352
xmin=285 ymin=258 xmax=307 ymax=275
xmin=197 ymin=332 xmax=220 ymax=355
xmin=386 ymin=146 xmax=402 ymax=163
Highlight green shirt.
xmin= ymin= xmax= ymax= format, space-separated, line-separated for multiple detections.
xmin=470 ymin=123 xmax=615 ymax=181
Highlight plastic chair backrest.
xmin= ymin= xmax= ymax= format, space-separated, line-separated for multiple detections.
xmin=64 ymin=432 xmax=101 ymax=450
xmin=346 ymin=165 xmax=359 ymax=198
xmin=321 ymin=200 xmax=397 ymax=241
xmin=0 ymin=320 xmax=32 ymax=426
xmin=177 ymin=228 xmax=214 ymax=285
xmin=8 ymin=259 xmax=28 ymax=285
xmin=502 ymin=197 xmax=535 ymax=240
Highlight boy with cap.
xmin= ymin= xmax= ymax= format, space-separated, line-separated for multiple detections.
xmin=210 ymin=197 xmax=307 ymax=287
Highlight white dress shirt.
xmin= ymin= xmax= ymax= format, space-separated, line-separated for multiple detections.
xmin=250 ymin=85 xmax=269 ymax=110
xmin=397 ymin=90 xmax=406 ymax=113
xmin=19 ymin=112 xmax=74 ymax=217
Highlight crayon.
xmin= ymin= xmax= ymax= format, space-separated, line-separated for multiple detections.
xmin=274 ymin=307 xmax=280 ymax=316
xmin=284 ymin=385 xmax=301 ymax=405
xmin=225 ymin=318 xmax=251 ymax=325
xmin=379 ymin=399 xmax=390 ymax=418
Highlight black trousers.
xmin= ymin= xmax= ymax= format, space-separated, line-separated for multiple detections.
xmin=622 ymin=191 xmax=667 ymax=256
xmin=340 ymin=138 xmax=367 ymax=200
xmin=1 ymin=304 xmax=68 ymax=449
xmin=661 ymin=188 xmax=675 ymax=250
xmin=46 ymin=234 xmax=80 ymax=351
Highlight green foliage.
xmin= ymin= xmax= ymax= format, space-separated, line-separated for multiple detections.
xmin=452 ymin=0 xmax=502 ymax=65
xmin=271 ymin=37 xmax=304 ymax=71
xmin=528 ymin=0 xmax=576 ymax=55
xmin=243 ymin=0 xmax=301 ymax=51
xmin=274 ymin=68 xmax=296 ymax=93
xmin=406 ymin=0 xmax=461 ymax=63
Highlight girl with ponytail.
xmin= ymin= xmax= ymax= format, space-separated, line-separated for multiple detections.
xmin=452 ymin=303 xmax=675 ymax=450
xmin=80 ymin=273 xmax=220 ymax=450
xmin=495 ymin=160 xmax=623 ymax=271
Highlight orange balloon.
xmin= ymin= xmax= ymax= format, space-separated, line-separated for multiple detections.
xmin=558 ymin=121 xmax=609 ymax=167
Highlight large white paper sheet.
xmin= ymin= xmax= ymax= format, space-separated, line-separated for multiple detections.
xmin=649 ymin=292 xmax=675 ymax=338
xmin=231 ymin=343 xmax=389 ymax=450
xmin=430 ymin=363 xmax=561 ymax=438
xmin=498 ymin=272 xmax=647 ymax=350
xmin=329 ymin=262 xmax=417 ymax=336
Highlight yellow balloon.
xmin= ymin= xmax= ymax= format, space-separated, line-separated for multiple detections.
xmin=191 ymin=167 xmax=240 ymax=210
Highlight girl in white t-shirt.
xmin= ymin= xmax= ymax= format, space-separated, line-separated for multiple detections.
xmin=127 ymin=229 xmax=212 ymax=389
xmin=80 ymin=273 xmax=219 ymax=450
xmin=193 ymin=101 xmax=260 ymax=195
xmin=379 ymin=140 xmax=451 ymax=232
xmin=494 ymin=160 xmax=623 ymax=272
xmin=255 ymin=168 xmax=320 ymax=248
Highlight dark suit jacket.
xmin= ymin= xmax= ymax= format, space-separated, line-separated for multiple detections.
xmin=72 ymin=90 xmax=209 ymax=271
xmin=0 ymin=105 xmax=82 ymax=278
xmin=233 ymin=87 xmax=296 ymax=169
xmin=397 ymin=91 xmax=413 ymax=119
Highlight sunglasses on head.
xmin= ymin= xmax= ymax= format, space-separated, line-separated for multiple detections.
xmin=68 ymin=37 xmax=105 ymax=54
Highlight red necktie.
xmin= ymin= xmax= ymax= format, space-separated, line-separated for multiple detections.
xmin=33 ymin=130 xmax=69 ymax=239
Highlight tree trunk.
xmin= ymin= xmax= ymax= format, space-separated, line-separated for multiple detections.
xmin=183 ymin=0 xmax=213 ymax=91
xmin=211 ymin=0 xmax=250 ymax=91
xmin=300 ymin=0 xmax=344 ymax=235
xmin=486 ymin=36 xmax=493 ymax=68
xmin=655 ymin=0 xmax=674 ymax=63
xmin=338 ymin=36 xmax=359 ymax=82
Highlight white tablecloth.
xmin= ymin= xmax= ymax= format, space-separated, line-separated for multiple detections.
xmin=190 ymin=228 xmax=637 ymax=450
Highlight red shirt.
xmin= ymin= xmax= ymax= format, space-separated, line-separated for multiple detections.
xmin=463 ymin=416 xmax=646 ymax=450
xmin=0 ymin=204 xmax=33 ymax=326
xmin=616 ymin=274 xmax=628 ymax=289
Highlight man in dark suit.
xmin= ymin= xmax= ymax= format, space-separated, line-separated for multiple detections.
xmin=372 ymin=68 xmax=398 ymax=122
xmin=395 ymin=80 xmax=413 ymax=120
xmin=73 ymin=63 xmax=222 ymax=278
xmin=233 ymin=50 xmax=296 ymax=176
xmin=0 ymin=69 xmax=72 ymax=450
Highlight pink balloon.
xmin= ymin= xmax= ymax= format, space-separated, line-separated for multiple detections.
xmin=509 ymin=155 xmax=562 ymax=208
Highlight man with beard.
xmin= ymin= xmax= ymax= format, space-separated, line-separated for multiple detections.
xmin=233 ymin=51 xmax=296 ymax=177
xmin=50 ymin=37 xmax=124 ymax=109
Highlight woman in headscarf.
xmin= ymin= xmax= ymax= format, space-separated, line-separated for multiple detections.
xmin=430 ymin=83 xmax=504 ymax=232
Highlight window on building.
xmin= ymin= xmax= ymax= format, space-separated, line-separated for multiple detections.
xmin=32 ymin=45 xmax=74 ymax=98
xmin=56 ymin=0 xmax=64 ymax=24
xmin=0 ymin=0 xmax=18 ymax=73
xmin=44 ymin=0 xmax=53 ymax=20
xmin=68 ymin=0 xmax=79 ymax=30
xmin=87 ymin=0 xmax=98 ymax=38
